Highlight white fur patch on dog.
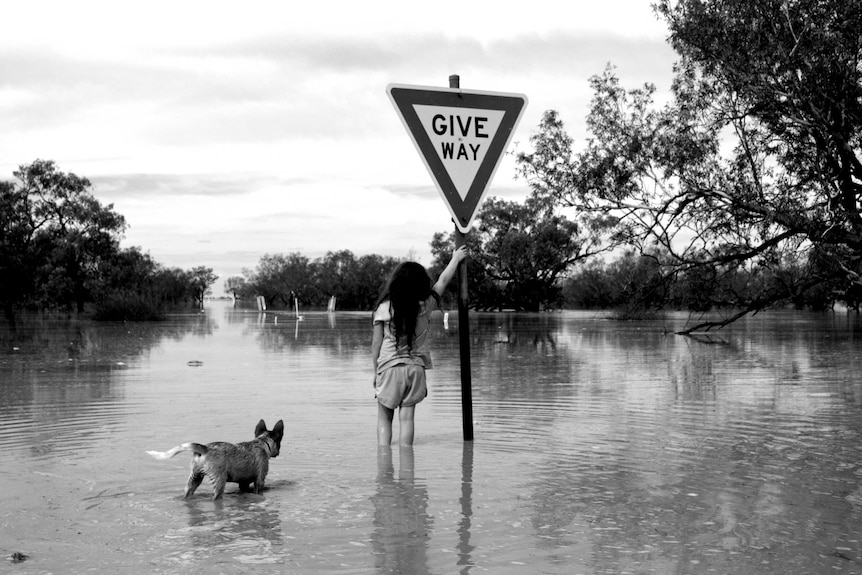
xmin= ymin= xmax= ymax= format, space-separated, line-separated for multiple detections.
xmin=146 ymin=443 xmax=192 ymax=460
xmin=146 ymin=450 xmax=173 ymax=460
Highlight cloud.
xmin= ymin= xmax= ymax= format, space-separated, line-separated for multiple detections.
xmin=378 ymin=184 xmax=438 ymax=199
xmin=0 ymin=1 xmax=680 ymax=291
xmin=1 ymin=30 xmax=676 ymax=158
xmin=91 ymin=172 xmax=308 ymax=199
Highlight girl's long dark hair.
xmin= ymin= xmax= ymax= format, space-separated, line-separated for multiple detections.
xmin=373 ymin=261 xmax=441 ymax=349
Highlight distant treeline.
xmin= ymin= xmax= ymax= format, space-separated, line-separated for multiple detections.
xmin=8 ymin=2 xmax=862 ymax=332
xmin=4 ymin=160 xmax=860 ymax=326
xmin=1 ymin=160 xmax=219 ymax=322
xmin=560 ymin=250 xmax=862 ymax=315
xmin=229 ymin=245 xmax=858 ymax=316
xmin=225 ymin=251 xmax=408 ymax=312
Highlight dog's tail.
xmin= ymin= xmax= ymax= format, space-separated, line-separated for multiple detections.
xmin=146 ymin=442 xmax=208 ymax=460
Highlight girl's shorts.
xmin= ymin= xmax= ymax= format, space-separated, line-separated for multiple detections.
xmin=375 ymin=364 xmax=427 ymax=409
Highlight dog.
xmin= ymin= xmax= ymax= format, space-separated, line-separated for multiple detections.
xmin=147 ymin=419 xmax=284 ymax=500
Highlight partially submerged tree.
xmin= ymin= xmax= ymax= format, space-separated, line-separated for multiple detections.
xmin=517 ymin=0 xmax=862 ymax=331
xmin=1 ymin=160 xmax=127 ymax=315
xmin=431 ymin=196 xmax=612 ymax=311
xmin=188 ymin=266 xmax=219 ymax=308
xmin=0 ymin=180 xmax=34 ymax=321
xmin=236 ymin=251 xmax=399 ymax=311
xmin=224 ymin=276 xmax=248 ymax=300
xmin=242 ymin=253 xmax=311 ymax=309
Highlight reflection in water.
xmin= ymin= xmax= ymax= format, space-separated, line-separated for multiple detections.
xmin=156 ymin=497 xmax=285 ymax=568
xmin=371 ymin=446 xmax=432 ymax=574
xmin=427 ymin=311 xmax=862 ymax=573
xmin=458 ymin=441 xmax=474 ymax=574
xmin=473 ymin=312 xmax=862 ymax=574
xmin=227 ymin=307 xmax=369 ymax=356
xmin=1 ymin=305 xmax=861 ymax=573
xmin=0 ymin=311 xmax=217 ymax=457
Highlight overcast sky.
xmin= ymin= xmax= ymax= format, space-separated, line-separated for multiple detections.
xmin=0 ymin=0 xmax=677 ymax=294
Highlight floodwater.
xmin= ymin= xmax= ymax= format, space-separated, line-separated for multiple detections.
xmin=1 ymin=302 xmax=861 ymax=575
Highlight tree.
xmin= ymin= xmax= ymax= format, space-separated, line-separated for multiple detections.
xmin=430 ymin=230 xmax=492 ymax=309
xmin=236 ymin=251 xmax=398 ymax=311
xmin=1 ymin=160 xmax=127 ymax=315
xmin=561 ymin=250 xmax=667 ymax=313
xmin=431 ymin=196 xmax=607 ymax=311
xmin=518 ymin=0 xmax=862 ymax=331
xmin=354 ymin=254 xmax=401 ymax=311
xmin=0 ymin=180 xmax=35 ymax=321
xmin=312 ymin=250 xmax=359 ymax=308
xmin=1 ymin=160 xmax=229 ymax=319
xmin=244 ymin=253 xmax=311 ymax=308
xmin=152 ymin=266 xmax=193 ymax=306
xmin=561 ymin=259 xmax=615 ymax=309
xmin=224 ymin=276 xmax=249 ymax=300
xmin=97 ymin=246 xmax=159 ymax=291
xmin=187 ymin=266 xmax=218 ymax=307
xmin=91 ymin=247 xmax=166 ymax=321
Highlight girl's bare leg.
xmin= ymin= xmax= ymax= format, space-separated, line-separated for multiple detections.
xmin=399 ymin=405 xmax=415 ymax=446
xmin=377 ymin=403 xmax=395 ymax=445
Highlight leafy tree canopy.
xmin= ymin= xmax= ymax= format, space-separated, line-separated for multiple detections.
xmin=2 ymin=160 xmax=233 ymax=320
xmin=517 ymin=0 xmax=862 ymax=331
xmin=188 ymin=266 xmax=219 ymax=306
xmin=431 ymin=196 xmax=611 ymax=311
xmin=2 ymin=160 xmax=126 ymax=315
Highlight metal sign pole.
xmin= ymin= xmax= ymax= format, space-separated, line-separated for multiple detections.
xmin=455 ymin=226 xmax=474 ymax=441
xmin=450 ymin=73 xmax=474 ymax=442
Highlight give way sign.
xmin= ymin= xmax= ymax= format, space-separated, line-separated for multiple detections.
xmin=387 ymin=84 xmax=528 ymax=232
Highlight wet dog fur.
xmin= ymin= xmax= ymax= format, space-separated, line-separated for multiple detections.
xmin=147 ymin=419 xmax=284 ymax=500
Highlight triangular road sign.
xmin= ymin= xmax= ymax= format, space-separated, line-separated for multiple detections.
xmin=387 ymin=84 xmax=527 ymax=232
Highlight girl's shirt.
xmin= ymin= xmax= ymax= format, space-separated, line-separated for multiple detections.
xmin=372 ymin=298 xmax=436 ymax=374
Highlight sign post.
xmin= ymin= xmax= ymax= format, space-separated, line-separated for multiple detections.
xmin=387 ymin=77 xmax=527 ymax=441
xmin=449 ymin=74 xmax=474 ymax=441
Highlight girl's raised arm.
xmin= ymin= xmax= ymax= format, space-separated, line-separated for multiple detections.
xmin=432 ymin=246 xmax=468 ymax=297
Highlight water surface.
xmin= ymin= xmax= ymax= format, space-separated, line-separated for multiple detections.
xmin=1 ymin=303 xmax=861 ymax=574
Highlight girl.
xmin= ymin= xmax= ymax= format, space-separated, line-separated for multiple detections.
xmin=371 ymin=246 xmax=468 ymax=445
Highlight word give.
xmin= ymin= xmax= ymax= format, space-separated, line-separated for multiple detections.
xmin=431 ymin=113 xmax=489 ymax=161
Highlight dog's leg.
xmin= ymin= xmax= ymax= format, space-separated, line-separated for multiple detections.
xmin=253 ymin=470 xmax=267 ymax=495
xmin=210 ymin=472 xmax=227 ymax=500
xmin=184 ymin=468 xmax=205 ymax=499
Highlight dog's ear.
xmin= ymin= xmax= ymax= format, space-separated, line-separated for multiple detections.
xmin=255 ymin=419 xmax=267 ymax=437
xmin=273 ymin=419 xmax=284 ymax=440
